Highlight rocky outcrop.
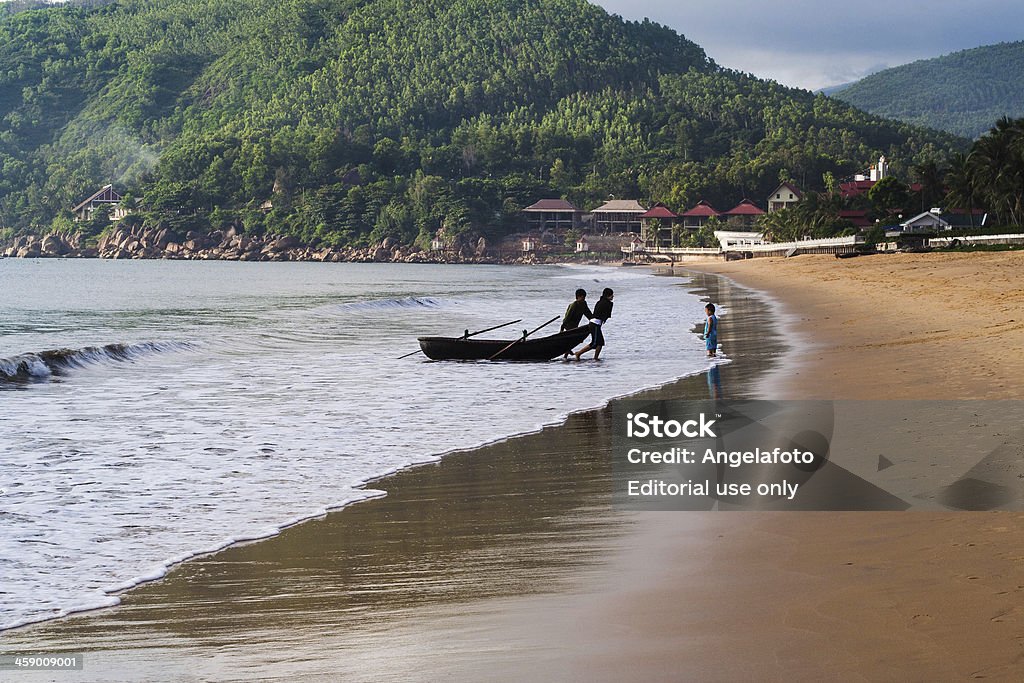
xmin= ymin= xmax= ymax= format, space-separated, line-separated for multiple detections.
xmin=3 ymin=233 xmax=89 ymax=259
xmin=0 ymin=225 xmax=517 ymax=264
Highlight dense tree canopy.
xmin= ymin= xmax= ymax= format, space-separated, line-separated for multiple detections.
xmin=0 ymin=0 xmax=963 ymax=248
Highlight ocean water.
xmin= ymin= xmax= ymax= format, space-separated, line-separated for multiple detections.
xmin=0 ymin=259 xmax=716 ymax=631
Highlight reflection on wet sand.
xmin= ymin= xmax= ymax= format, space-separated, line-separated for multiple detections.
xmin=2 ymin=272 xmax=783 ymax=681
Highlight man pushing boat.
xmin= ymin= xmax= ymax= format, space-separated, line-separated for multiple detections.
xmin=574 ymin=288 xmax=613 ymax=361
xmin=561 ymin=288 xmax=592 ymax=359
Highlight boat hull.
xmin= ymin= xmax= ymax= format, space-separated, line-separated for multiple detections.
xmin=417 ymin=326 xmax=590 ymax=361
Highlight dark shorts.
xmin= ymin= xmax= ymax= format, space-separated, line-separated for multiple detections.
xmin=589 ymin=322 xmax=605 ymax=347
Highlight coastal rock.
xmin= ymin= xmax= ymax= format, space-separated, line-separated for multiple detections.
xmin=4 ymin=225 xmax=556 ymax=264
xmin=41 ymin=234 xmax=69 ymax=256
xmin=153 ymin=228 xmax=178 ymax=249
xmin=273 ymin=235 xmax=301 ymax=250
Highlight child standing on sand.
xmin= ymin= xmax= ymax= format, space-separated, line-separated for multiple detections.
xmin=703 ymin=303 xmax=718 ymax=357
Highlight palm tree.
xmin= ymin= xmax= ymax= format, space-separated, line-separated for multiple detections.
xmin=969 ymin=117 xmax=1024 ymax=226
xmin=912 ymin=160 xmax=946 ymax=213
xmin=944 ymin=153 xmax=977 ymax=229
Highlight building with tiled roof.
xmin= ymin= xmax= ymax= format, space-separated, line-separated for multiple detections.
xmin=72 ymin=184 xmax=125 ymax=222
xmin=723 ymin=199 xmax=766 ymax=228
xmin=591 ymin=199 xmax=647 ymax=233
xmin=640 ymin=203 xmax=678 ymax=247
xmin=767 ymin=182 xmax=802 ymax=213
xmin=680 ymin=201 xmax=721 ymax=229
xmin=522 ymin=199 xmax=582 ymax=231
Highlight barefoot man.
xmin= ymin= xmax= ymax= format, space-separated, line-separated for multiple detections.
xmin=575 ymin=288 xmax=613 ymax=361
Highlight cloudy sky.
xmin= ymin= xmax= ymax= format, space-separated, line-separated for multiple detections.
xmin=593 ymin=0 xmax=1024 ymax=91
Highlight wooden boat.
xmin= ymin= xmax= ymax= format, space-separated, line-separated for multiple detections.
xmin=417 ymin=325 xmax=590 ymax=361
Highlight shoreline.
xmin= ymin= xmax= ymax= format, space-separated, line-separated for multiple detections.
xmin=0 ymin=268 xmax=786 ymax=681
xmin=0 ymin=265 xmax=759 ymax=637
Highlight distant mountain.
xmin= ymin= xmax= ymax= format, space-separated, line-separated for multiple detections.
xmin=818 ymin=81 xmax=857 ymax=96
xmin=0 ymin=0 xmax=961 ymax=247
xmin=832 ymin=41 xmax=1024 ymax=139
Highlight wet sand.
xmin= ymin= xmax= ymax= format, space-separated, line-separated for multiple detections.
xmin=6 ymin=254 xmax=1024 ymax=680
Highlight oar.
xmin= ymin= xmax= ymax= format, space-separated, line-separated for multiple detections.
xmin=397 ymin=319 xmax=523 ymax=359
xmin=488 ymin=315 xmax=560 ymax=361
xmin=458 ymin=319 xmax=522 ymax=340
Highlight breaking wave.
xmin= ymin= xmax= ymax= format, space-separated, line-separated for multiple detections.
xmin=0 ymin=341 xmax=195 ymax=384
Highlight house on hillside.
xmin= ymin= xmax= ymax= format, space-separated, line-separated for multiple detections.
xmin=723 ymin=199 xmax=765 ymax=229
xmin=680 ymin=201 xmax=721 ymax=230
xmin=767 ymin=182 xmax=802 ymax=213
xmin=840 ymin=155 xmax=891 ymax=199
xmin=72 ymin=184 xmax=125 ymax=222
xmin=839 ymin=179 xmax=876 ymax=200
xmin=590 ymin=199 xmax=646 ymax=233
xmin=838 ymin=210 xmax=873 ymax=229
xmin=522 ymin=199 xmax=582 ymax=231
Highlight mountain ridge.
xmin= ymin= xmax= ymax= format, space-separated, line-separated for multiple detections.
xmin=0 ymin=0 xmax=961 ymax=247
xmin=831 ymin=40 xmax=1024 ymax=139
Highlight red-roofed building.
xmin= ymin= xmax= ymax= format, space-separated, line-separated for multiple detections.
xmin=640 ymin=203 xmax=678 ymax=247
xmin=839 ymin=179 xmax=876 ymax=199
xmin=522 ymin=199 xmax=582 ymax=231
xmin=838 ymin=210 xmax=873 ymax=228
xmin=723 ymin=199 xmax=766 ymax=228
xmin=680 ymin=201 xmax=721 ymax=230
xmin=640 ymin=203 xmax=678 ymax=221
xmin=767 ymin=182 xmax=802 ymax=213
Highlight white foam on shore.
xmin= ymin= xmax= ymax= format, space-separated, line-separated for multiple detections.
xmin=0 ymin=262 xmax=722 ymax=632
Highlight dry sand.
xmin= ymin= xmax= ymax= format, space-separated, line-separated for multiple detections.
xmin=696 ymin=251 xmax=1024 ymax=401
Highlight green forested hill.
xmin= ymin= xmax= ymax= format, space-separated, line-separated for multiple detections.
xmin=832 ymin=41 xmax=1024 ymax=140
xmin=0 ymin=0 xmax=961 ymax=246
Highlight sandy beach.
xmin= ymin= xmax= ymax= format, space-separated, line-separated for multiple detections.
xmin=676 ymin=252 xmax=1024 ymax=680
xmin=692 ymin=251 xmax=1024 ymax=401
xmin=5 ymin=252 xmax=1024 ymax=681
